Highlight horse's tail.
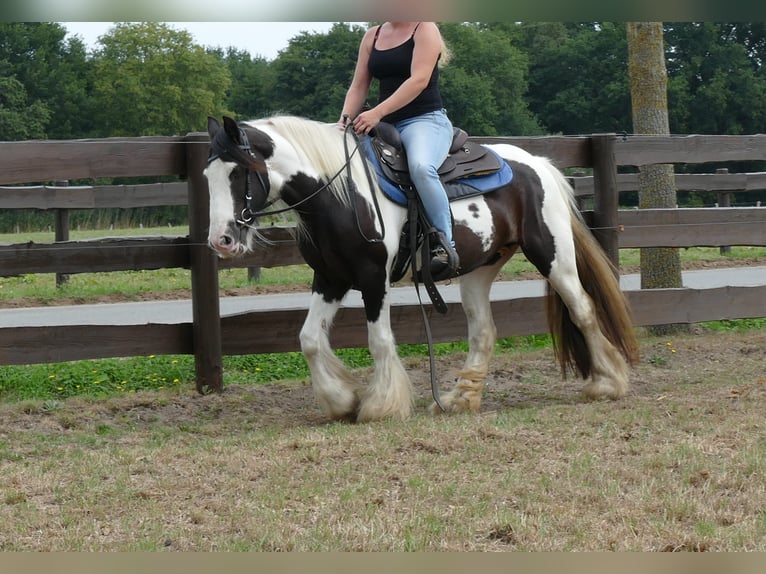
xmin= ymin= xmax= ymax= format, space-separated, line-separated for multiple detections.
xmin=544 ymin=168 xmax=640 ymax=379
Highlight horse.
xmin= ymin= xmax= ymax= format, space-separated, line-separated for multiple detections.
xmin=203 ymin=114 xmax=639 ymax=423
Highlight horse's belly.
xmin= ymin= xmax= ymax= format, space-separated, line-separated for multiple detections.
xmin=451 ymin=196 xmax=496 ymax=252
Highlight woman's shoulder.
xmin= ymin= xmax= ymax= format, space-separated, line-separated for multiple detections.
xmin=414 ymin=22 xmax=442 ymax=37
xmin=361 ymin=25 xmax=381 ymax=44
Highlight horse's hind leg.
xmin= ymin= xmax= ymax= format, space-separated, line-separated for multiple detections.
xmin=430 ymin=250 xmax=514 ymax=415
xmin=524 ymin=231 xmax=629 ymax=400
xmin=546 ymin=261 xmax=629 ymax=398
xmin=300 ymin=291 xmax=361 ymax=421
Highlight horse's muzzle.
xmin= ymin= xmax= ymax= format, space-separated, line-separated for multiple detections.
xmin=208 ymin=224 xmax=245 ymax=258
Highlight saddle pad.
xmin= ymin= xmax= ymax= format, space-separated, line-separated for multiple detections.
xmin=361 ymin=138 xmax=513 ymax=207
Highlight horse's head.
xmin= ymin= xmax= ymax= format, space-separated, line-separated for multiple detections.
xmin=203 ymin=116 xmax=274 ymax=258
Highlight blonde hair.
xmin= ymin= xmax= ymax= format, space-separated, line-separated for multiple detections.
xmin=439 ymin=36 xmax=452 ymax=68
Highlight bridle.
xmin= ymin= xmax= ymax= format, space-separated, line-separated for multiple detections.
xmin=211 ymin=122 xmax=386 ymax=242
xmin=207 ymin=126 xmax=272 ymax=226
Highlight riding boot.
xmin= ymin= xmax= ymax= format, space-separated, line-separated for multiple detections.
xmin=429 ymin=231 xmax=459 ymax=280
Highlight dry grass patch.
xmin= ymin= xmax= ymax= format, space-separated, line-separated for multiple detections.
xmin=0 ymin=328 xmax=764 ymax=551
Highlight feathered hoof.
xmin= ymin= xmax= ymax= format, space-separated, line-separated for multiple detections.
xmin=356 ymin=400 xmax=412 ymax=423
xmin=429 ymin=380 xmax=484 ymax=415
xmin=582 ymin=376 xmax=628 ymax=400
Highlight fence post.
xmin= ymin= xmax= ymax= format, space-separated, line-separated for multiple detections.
xmin=53 ymin=180 xmax=70 ymax=287
xmin=247 ymin=266 xmax=262 ymax=283
xmin=590 ymin=134 xmax=620 ymax=274
xmin=716 ymin=168 xmax=731 ymax=254
xmin=185 ymin=132 xmax=224 ymax=394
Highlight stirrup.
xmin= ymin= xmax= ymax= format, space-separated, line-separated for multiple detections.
xmin=429 ymin=232 xmax=459 ymax=281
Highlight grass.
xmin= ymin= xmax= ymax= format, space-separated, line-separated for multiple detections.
xmin=0 ymin=335 xmax=563 ymax=403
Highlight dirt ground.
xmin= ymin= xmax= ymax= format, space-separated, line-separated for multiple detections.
xmin=150 ymin=326 xmax=763 ymax=429
xmin=0 ymin=313 xmax=763 ymax=551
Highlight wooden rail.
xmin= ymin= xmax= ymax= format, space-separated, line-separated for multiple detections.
xmin=1 ymin=133 xmax=765 ymax=392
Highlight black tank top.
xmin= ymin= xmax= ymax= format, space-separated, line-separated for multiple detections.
xmin=367 ymin=23 xmax=443 ymax=124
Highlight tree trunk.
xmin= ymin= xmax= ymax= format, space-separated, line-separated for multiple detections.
xmin=627 ymin=22 xmax=687 ymax=336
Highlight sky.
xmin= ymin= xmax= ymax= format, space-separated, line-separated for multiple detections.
xmin=61 ymin=22 xmax=363 ymax=61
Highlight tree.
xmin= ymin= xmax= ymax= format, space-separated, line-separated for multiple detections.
xmin=0 ymin=22 xmax=92 ymax=138
xmin=91 ymin=22 xmax=231 ymax=136
xmin=627 ymin=22 xmax=686 ymax=335
xmin=216 ymin=47 xmax=276 ymax=120
xmin=519 ymin=22 xmax=632 ymax=135
xmin=269 ymin=23 xmax=366 ymax=121
xmin=439 ymin=23 xmax=541 ymax=136
xmin=0 ymin=75 xmax=50 ymax=140
xmin=665 ymin=23 xmax=766 ymax=136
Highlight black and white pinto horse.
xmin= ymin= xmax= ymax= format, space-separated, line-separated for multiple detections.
xmin=204 ymin=115 xmax=639 ymax=423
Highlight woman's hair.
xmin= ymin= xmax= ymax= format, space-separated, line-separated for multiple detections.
xmin=439 ymin=35 xmax=452 ymax=68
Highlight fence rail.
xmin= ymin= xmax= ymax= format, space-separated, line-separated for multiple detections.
xmin=1 ymin=132 xmax=765 ymax=391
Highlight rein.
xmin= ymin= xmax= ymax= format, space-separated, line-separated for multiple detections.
xmin=233 ymin=124 xmax=385 ymax=245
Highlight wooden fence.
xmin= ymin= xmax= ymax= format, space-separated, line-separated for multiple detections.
xmin=1 ymin=133 xmax=765 ymax=392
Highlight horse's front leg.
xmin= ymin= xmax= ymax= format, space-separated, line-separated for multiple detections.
xmin=357 ymin=285 xmax=414 ymax=423
xmin=300 ymin=288 xmax=360 ymax=421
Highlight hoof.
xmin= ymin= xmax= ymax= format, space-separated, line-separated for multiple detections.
xmin=429 ymin=379 xmax=484 ymax=415
xmin=582 ymin=377 xmax=628 ymax=400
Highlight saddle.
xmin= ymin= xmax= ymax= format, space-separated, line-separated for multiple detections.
xmin=366 ymin=122 xmax=505 ymax=311
xmin=369 ymin=122 xmax=503 ymax=189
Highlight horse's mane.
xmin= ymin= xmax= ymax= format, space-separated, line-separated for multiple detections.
xmin=256 ymin=115 xmax=374 ymax=208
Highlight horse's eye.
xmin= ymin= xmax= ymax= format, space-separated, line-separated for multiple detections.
xmin=230 ymin=167 xmax=244 ymax=182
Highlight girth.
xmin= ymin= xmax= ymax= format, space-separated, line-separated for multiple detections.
xmin=369 ymin=122 xmax=503 ymax=188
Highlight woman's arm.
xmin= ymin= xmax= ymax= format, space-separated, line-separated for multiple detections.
xmin=338 ymin=27 xmax=376 ymax=127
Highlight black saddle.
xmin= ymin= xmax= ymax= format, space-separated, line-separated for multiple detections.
xmin=369 ymin=122 xmax=502 ymax=189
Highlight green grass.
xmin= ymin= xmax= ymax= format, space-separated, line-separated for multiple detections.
xmin=3 ymin=319 xmax=765 ymax=404
xmin=699 ymin=318 xmax=766 ymax=332
xmin=618 ymin=245 xmax=766 ymax=268
xmin=0 ymin=335 xmax=559 ymax=403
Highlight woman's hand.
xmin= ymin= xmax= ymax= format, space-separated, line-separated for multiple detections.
xmin=337 ymin=114 xmax=351 ymax=131
xmin=352 ymin=108 xmax=383 ymax=135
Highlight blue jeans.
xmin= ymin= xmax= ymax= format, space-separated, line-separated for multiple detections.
xmin=395 ymin=109 xmax=454 ymax=246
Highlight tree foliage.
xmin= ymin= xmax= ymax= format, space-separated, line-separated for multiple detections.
xmin=0 ymin=76 xmax=50 ymax=140
xmin=440 ymin=23 xmax=541 ymax=136
xmin=3 ymin=21 xmax=764 ymax=141
xmin=269 ymin=22 xmax=367 ymax=121
xmin=3 ymin=21 xmax=766 ymax=229
xmin=91 ymin=22 xmax=231 ymax=137
xmin=214 ymin=47 xmax=275 ymax=120
xmin=0 ymin=22 xmax=90 ymax=138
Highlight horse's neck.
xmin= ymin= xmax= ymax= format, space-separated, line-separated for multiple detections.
xmin=267 ymin=121 xmax=351 ymax=197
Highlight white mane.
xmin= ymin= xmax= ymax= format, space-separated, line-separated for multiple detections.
xmin=254 ymin=115 xmax=376 ymax=208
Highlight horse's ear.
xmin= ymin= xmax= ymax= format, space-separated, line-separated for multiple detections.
xmin=223 ymin=116 xmax=241 ymax=143
xmin=207 ymin=116 xmax=220 ymax=138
